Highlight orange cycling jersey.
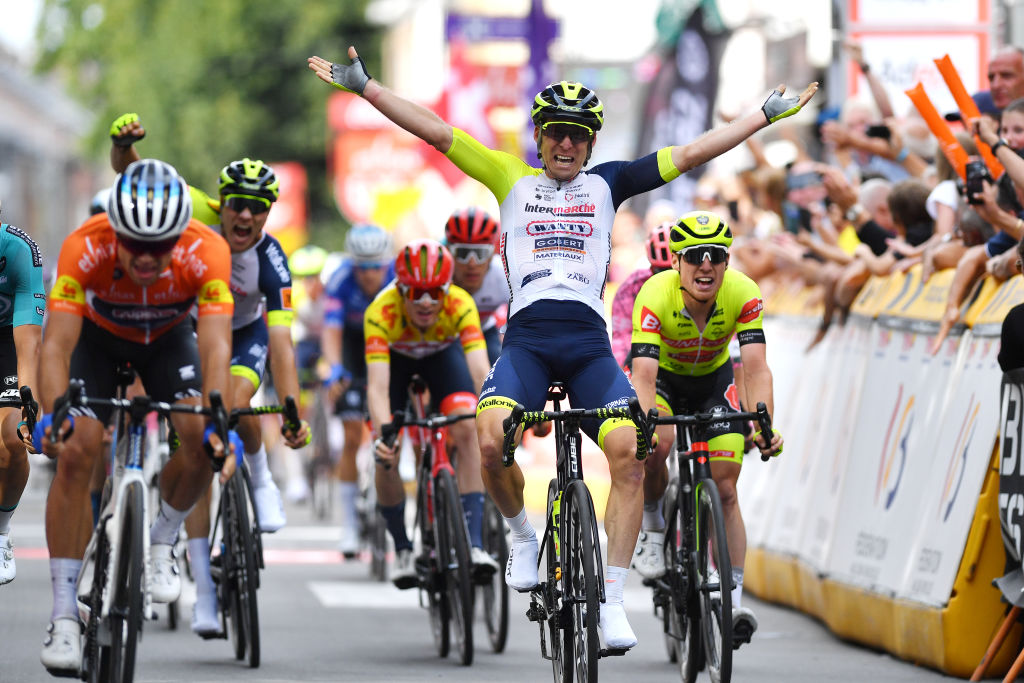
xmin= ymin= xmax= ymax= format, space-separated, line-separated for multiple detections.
xmin=49 ymin=215 xmax=233 ymax=344
xmin=364 ymin=283 xmax=485 ymax=363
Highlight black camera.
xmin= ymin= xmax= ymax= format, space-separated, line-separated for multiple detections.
xmin=865 ymin=124 xmax=892 ymax=140
xmin=964 ymin=160 xmax=992 ymax=205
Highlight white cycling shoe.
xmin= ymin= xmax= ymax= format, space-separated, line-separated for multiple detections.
xmin=390 ymin=548 xmax=418 ymax=590
xmin=149 ymin=543 xmax=181 ymax=604
xmin=631 ymin=530 xmax=666 ymax=580
xmin=0 ymin=534 xmax=15 ymax=585
xmin=732 ymin=606 xmax=758 ymax=648
xmin=338 ymin=525 xmax=360 ymax=558
xmin=599 ymin=602 xmax=638 ymax=649
xmin=504 ymin=537 xmax=539 ymax=592
xmin=40 ymin=618 xmax=82 ymax=676
xmin=254 ymin=480 xmax=287 ymax=533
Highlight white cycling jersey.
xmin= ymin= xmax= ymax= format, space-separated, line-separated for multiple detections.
xmin=445 ymin=128 xmax=681 ymax=321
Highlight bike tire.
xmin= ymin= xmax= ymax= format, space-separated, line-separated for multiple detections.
xmin=480 ymin=496 xmax=509 ymax=653
xmin=696 ymin=479 xmax=732 ymax=683
xmin=667 ymin=481 xmax=702 ymax=683
xmin=223 ymin=472 xmax=262 ymax=667
xmin=563 ymin=481 xmax=600 ymax=683
xmin=84 ymin=528 xmax=111 ymax=683
xmin=435 ymin=468 xmax=474 ymax=665
xmin=545 ymin=478 xmax=566 ymax=683
xmin=420 ymin=463 xmax=449 ymax=658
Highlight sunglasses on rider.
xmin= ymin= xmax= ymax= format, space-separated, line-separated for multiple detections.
xmin=680 ymin=245 xmax=728 ymax=266
xmin=398 ymin=283 xmax=448 ymax=305
xmin=451 ymin=243 xmax=494 ymax=265
xmin=117 ymin=235 xmax=179 ymax=257
xmin=223 ymin=194 xmax=272 ymax=215
xmin=541 ymin=122 xmax=595 ymax=145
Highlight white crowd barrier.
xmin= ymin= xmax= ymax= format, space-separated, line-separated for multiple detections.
xmin=740 ymin=266 xmax=1024 ymax=677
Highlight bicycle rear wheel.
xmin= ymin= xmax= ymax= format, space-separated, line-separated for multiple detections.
xmin=563 ymin=481 xmax=600 ymax=683
xmin=435 ymin=468 xmax=474 ymax=665
xmin=696 ymin=480 xmax=732 ymax=683
xmin=480 ymin=496 xmax=509 ymax=653
xmin=223 ymin=471 xmax=261 ymax=668
xmin=665 ymin=481 xmax=702 ymax=683
xmin=84 ymin=528 xmax=111 ymax=683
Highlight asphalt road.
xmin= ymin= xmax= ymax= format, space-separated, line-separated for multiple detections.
xmin=0 ymin=460 xmax=965 ymax=683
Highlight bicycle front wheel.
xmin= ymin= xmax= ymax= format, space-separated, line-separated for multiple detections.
xmin=435 ymin=468 xmax=474 ymax=665
xmin=563 ymin=481 xmax=600 ymax=683
xmin=223 ymin=471 xmax=261 ymax=668
xmin=666 ymin=480 xmax=702 ymax=683
xmin=101 ymin=480 xmax=146 ymax=683
xmin=696 ymin=480 xmax=732 ymax=683
xmin=545 ymin=478 xmax=566 ymax=683
xmin=480 ymin=496 xmax=509 ymax=653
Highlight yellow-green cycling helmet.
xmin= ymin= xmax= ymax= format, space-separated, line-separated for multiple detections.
xmin=218 ymin=158 xmax=279 ymax=202
xmin=531 ymin=81 xmax=604 ymax=131
xmin=669 ymin=211 xmax=733 ymax=253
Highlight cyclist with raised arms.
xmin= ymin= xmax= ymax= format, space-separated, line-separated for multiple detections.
xmin=443 ymin=208 xmax=507 ymax=363
xmin=36 ymin=159 xmax=235 ymax=675
xmin=308 ymin=47 xmax=814 ymax=648
xmin=363 ymin=239 xmax=497 ymax=586
xmin=0 ymin=210 xmax=45 ymax=586
xmin=611 ymin=221 xmax=674 ymax=366
xmin=322 ymin=224 xmax=394 ymax=557
xmin=629 ymin=210 xmax=783 ymax=648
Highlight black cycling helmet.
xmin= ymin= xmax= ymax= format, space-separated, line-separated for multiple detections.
xmin=531 ymin=81 xmax=604 ymax=131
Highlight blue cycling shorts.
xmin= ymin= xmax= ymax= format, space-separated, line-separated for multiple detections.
xmin=230 ymin=318 xmax=269 ymax=390
xmin=477 ymin=300 xmax=636 ymax=447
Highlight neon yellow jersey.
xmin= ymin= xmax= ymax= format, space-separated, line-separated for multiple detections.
xmin=364 ymin=283 xmax=486 ymax=363
xmin=631 ymin=268 xmax=765 ymax=377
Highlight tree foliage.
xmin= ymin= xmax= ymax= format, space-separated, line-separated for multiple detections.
xmin=36 ymin=0 xmax=381 ymax=239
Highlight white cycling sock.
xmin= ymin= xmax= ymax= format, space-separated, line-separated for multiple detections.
xmin=642 ymin=499 xmax=664 ymax=531
xmin=605 ymin=565 xmax=629 ymax=604
xmin=338 ymin=481 xmax=359 ymax=529
xmin=245 ymin=444 xmax=271 ymax=487
xmin=188 ymin=537 xmax=214 ymax=597
xmin=50 ymin=558 xmax=83 ymax=621
xmin=150 ymin=499 xmax=188 ymax=546
xmin=503 ymin=507 xmax=535 ymax=543
xmin=732 ymin=567 xmax=744 ymax=609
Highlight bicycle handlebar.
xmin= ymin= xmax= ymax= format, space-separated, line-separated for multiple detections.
xmin=500 ymin=398 xmax=654 ymax=468
xmin=51 ymin=380 xmax=232 ymax=470
xmin=651 ymin=401 xmax=775 ymax=462
xmin=228 ymin=396 xmax=302 ymax=433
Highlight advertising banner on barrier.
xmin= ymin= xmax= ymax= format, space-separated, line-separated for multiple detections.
xmin=897 ymin=330 xmax=1002 ymax=605
xmin=826 ymin=321 xmax=957 ymax=593
xmin=796 ymin=319 xmax=875 ymax=572
xmin=999 ymin=368 xmax=1024 ymax=566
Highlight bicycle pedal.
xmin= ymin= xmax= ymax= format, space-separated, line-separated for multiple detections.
xmin=599 ymin=647 xmax=630 ymax=658
xmin=525 ymin=603 xmax=545 ymax=622
xmin=733 ymin=625 xmax=754 ymax=650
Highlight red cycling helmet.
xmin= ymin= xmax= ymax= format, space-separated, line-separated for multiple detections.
xmin=647 ymin=221 xmax=674 ymax=270
xmin=444 ymin=207 xmax=499 ymax=245
xmin=395 ymin=239 xmax=454 ymax=290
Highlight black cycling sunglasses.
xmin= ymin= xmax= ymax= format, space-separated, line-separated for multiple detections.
xmin=117 ymin=236 xmax=178 ymax=257
xmin=681 ymin=245 xmax=728 ymax=266
xmin=223 ymin=194 xmax=271 ymax=215
xmin=541 ymin=122 xmax=594 ymax=145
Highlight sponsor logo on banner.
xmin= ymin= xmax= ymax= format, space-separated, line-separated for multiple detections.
xmin=876 ymin=386 xmax=914 ymax=510
xmin=1000 ymin=372 xmax=1024 ymax=561
xmin=937 ymin=394 xmax=979 ymax=522
xmin=640 ymin=306 xmax=661 ymax=333
xmin=737 ymin=298 xmax=763 ymax=324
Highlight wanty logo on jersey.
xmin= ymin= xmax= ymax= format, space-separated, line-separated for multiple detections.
xmin=738 ymin=298 xmax=763 ymax=324
xmin=640 ymin=306 xmax=661 ymax=332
